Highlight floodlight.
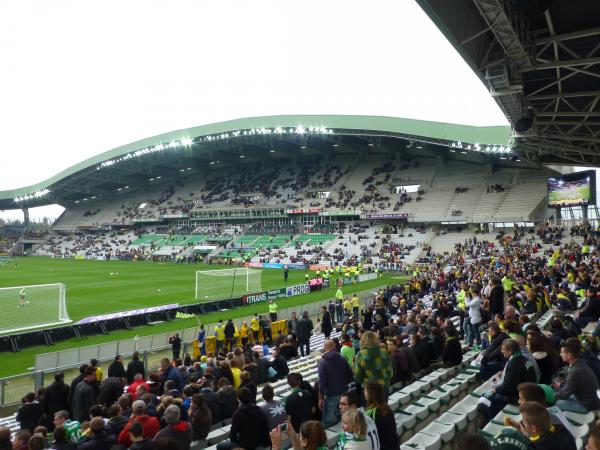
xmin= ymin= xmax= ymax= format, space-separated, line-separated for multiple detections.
xmin=181 ymin=137 xmax=193 ymax=146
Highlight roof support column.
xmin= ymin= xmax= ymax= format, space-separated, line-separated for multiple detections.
xmin=21 ymin=207 xmax=30 ymax=229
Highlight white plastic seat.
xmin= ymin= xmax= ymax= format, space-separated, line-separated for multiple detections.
xmin=421 ymin=421 xmax=455 ymax=443
xmin=387 ymin=393 xmax=401 ymax=411
xmin=564 ymin=410 xmax=596 ymax=425
xmin=449 ymin=397 xmax=479 ymax=421
xmin=325 ymin=429 xmax=338 ymax=448
xmin=402 ymin=432 xmax=441 ymax=450
xmin=392 ymin=390 xmax=412 ymax=406
xmin=419 ymin=374 xmax=440 ymax=386
xmin=395 ymin=410 xmax=417 ymax=432
xmin=425 ymin=388 xmax=451 ymax=404
xmin=418 ymin=396 xmax=441 ymax=412
xmin=483 ymin=421 xmax=510 ymax=435
xmin=435 ymin=411 xmax=468 ymax=431
xmin=206 ymin=427 xmax=230 ymax=445
xmin=440 ymin=382 xmax=460 ymax=398
xmin=400 ymin=383 xmax=423 ymax=399
xmin=403 ymin=403 xmax=430 ymax=421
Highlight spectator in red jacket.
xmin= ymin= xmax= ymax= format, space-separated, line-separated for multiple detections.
xmin=118 ymin=400 xmax=160 ymax=447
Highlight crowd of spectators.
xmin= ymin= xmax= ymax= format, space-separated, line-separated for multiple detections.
xmin=8 ymin=222 xmax=600 ymax=450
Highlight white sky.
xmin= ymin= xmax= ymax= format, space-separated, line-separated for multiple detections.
xmin=0 ymin=0 xmax=508 ymax=221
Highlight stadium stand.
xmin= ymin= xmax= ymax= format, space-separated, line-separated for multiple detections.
xmin=5 ymin=224 xmax=600 ymax=450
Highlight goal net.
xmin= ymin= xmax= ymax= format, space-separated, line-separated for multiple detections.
xmin=195 ymin=268 xmax=262 ymax=302
xmin=0 ymin=283 xmax=71 ymax=335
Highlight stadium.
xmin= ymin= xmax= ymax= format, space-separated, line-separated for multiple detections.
xmin=0 ymin=1 xmax=600 ymax=450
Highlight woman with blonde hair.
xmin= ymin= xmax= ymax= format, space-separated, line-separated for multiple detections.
xmin=337 ymin=410 xmax=370 ymax=450
xmin=354 ymin=331 xmax=393 ymax=396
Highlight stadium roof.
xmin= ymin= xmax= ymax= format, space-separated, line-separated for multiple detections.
xmin=416 ymin=0 xmax=600 ymax=167
xmin=0 ymin=114 xmax=512 ymax=210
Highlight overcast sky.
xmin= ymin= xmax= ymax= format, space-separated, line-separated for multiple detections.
xmin=0 ymin=0 xmax=508 ymax=221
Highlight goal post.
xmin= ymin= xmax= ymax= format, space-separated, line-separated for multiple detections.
xmin=0 ymin=283 xmax=71 ymax=335
xmin=195 ymin=268 xmax=262 ymax=302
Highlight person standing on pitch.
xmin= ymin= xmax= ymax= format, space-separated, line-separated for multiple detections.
xmin=283 ymin=265 xmax=289 ymax=285
xmin=269 ymin=300 xmax=278 ymax=322
xmin=19 ymin=287 xmax=28 ymax=307
xmin=169 ymin=333 xmax=182 ymax=360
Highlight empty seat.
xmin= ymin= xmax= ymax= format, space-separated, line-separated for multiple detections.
xmin=403 ymin=403 xmax=430 ymax=421
xmin=421 ymin=421 xmax=456 ymax=443
xmin=435 ymin=411 xmax=468 ymax=431
xmin=395 ymin=410 xmax=417 ymax=433
xmin=402 ymin=432 xmax=441 ymax=450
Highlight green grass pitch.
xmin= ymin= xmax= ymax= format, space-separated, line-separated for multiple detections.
xmin=0 ymin=257 xmax=400 ymax=377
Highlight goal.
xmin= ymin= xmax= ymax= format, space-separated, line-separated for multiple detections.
xmin=195 ymin=268 xmax=262 ymax=301
xmin=0 ymin=283 xmax=71 ymax=335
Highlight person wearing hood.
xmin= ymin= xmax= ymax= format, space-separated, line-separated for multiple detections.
xmin=153 ymin=405 xmax=192 ymax=450
xmin=317 ymin=339 xmax=354 ymax=428
xmin=217 ymin=387 xmax=269 ymax=450
xmin=340 ymin=333 xmax=356 ymax=366
xmin=78 ymin=417 xmax=117 ymax=450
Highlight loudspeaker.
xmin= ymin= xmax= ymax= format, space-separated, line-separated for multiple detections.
xmin=514 ymin=116 xmax=533 ymax=133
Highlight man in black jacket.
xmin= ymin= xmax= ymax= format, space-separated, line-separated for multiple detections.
xmin=224 ymin=320 xmax=235 ymax=351
xmin=270 ymin=348 xmax=289 ymax=381
xmin=284 ymin=373 xmax=313 ymax=432
xmin=72 ymin=367 xmax=98 ymax=422
xmin=42 ymin=372 xmax=70 ymax=430
xmin=321 ymin=305 xmax=332 ymax=338
xmin=217 ymin=387 xmax=269 ymax=450
xmin=107 ymin=355 xmax=126 ymax=380
xmin=127 ymin=352 xmax=145 ymax=384
xmin=479 ymin=322 xmax=509 ymax=379
xmin=488 ymin=278 xmax=505 ymax=315
xmin=478 ymin=338 xmax=537 ymax=422
xmin=296 ymin=311 xmax=313 ymax=357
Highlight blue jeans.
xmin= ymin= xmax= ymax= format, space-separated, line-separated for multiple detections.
xmin=468 ymin=321 xmax=481 ymax=346
xmin=464 ymin=317 xmax=472 ymax=343
xmin=322 ymin=394 xmax=342 ymax=428
xmin=556 ymin=396 xmax=588 ymax=413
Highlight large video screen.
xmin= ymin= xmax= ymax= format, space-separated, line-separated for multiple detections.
xmin=547 ymin=171 xmax=596 ymax=207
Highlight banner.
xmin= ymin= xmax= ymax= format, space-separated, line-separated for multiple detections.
xmin=286 ymin=283 xmax=310 ymax=296
xmin=285 ymin=208 xmax=321 ymax=214
xmin=309 ymin=264 xmax=332 ymax=271
xmin=242 ymin=287 xmax=287 ymax=304
xmin=75 ymin=303 xmax=179 ymax=325
xmin=362 ymin=212 xmax=408 ymax=219
xmin=319 ymin=210 xmax=360 ymax=217
xmin=357 ymin=272 xmax=377 ymax=282
xmin=246 ymin=262 xmax=306 ymax=270
xmin=205 ymin=336 xmax=216 ymax=356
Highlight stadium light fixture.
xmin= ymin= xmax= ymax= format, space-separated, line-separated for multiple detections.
xmin=181 ymin=137 xmax=193 ymax=146
xmin=270 ymin=150 xmax=275 ymax=153
xmin=333 ymin=144 xmax=339 ymax=147
xmin=300 ymin=146 xmax=306 ymax=149
xmin=156 ymin=176 xmax=161 ymax=179
xmin=240 ymin=155 xmax=245 ymax=158
xmin=117 ymin=188 xmax=122 ymax=191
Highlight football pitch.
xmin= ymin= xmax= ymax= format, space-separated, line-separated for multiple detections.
xmin=0 ymin=257 xmax=399 ymax=377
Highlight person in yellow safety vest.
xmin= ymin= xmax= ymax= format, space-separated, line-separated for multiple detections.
xmin=583 ymin=244 xmax=590 ymax=257
xmin=250 ymin=313 xmax=260 ymax=343
xmin=305 ymin=272 xmax=309 ymax=282
xmin=501 ymin=274 xmax=514 ymax=292
xmin=343 ymin=296 xmax=352 ymax=316
xmin=456 ymin=281 xmax=468 ymax=340
xmin=335 ymin=286 xmax=343 ymax=302
xmin=268 ymin=299 xmax=278 ymax=322
xmin=214 ymin=319 xmax=226 ymax=354
xmin=352 ymin=294 xmax=360 ymax=317
xmin=316 ymin=269 xmax=320 ymax=277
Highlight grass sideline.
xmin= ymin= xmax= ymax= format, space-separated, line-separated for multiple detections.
xmin=0 ymin=257 xmax=403 ymax=377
